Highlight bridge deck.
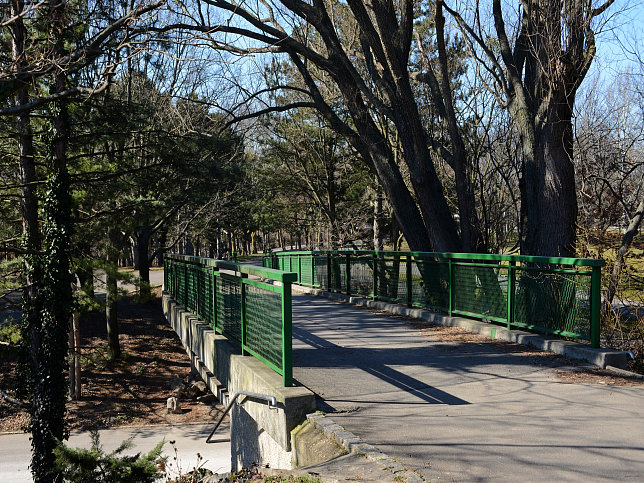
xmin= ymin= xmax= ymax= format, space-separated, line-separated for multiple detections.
xmin=292 ymin=293 xmax=644 ymax=482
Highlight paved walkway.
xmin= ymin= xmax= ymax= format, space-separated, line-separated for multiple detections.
xmin=292 ymin=293 xmax=644 ymax=482
xmin=0 ymin=422 xmax=230 ymax=482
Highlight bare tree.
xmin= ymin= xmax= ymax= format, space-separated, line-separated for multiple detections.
xmin=445 ymin=0 xmax=615 ymax=256
xmin=166 ymin=0 xmax=484 ymax=252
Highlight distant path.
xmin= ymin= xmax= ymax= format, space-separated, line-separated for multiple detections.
xmin=291 ymin=293 xmax=644 ymax=482
xmin=0 ymin=422 xmax=230 ymax=482
xmin=94 ymin=268 xmax=165 ymax=295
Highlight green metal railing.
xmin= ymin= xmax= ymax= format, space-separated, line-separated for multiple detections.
xmin=165 ymin=254 xmax=297 ymax=386
xmin=263 ymin=250 xmax=605 ymax=347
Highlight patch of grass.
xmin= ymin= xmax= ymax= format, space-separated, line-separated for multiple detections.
xmin=80 ymin=343 xmax=110 ymax=370
xmin=81 ymin=343 xmax=130 ymax=370
xmin=0 ymin=320 xmax=21 ymax=345
xmin=264 ymin=476 xmax=322 ymax=483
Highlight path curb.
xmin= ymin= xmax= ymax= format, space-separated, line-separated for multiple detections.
xmin=293 ymin=285 xmax=631 ymax=370
xmin=305 ymin=412 xmax=425 ymax=482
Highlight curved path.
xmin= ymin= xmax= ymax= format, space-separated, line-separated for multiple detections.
xmin=291 ymin=293 xmax=644 ymax=482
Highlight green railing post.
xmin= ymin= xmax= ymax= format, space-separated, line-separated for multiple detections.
xmin=590 ymin=265 xmax=602 ymax=348
xmin=507 ymin=261 xmax=516 ymax=330
xmin=327 ymin=252 xmax=332 ymax=290
xmin=372 ymin=253 xmax=378 ymax=299
xmin=211 ymin=267 xmax=218 ymax=331
xmin=298 ymin=254 xmax=302 ymax=285
xmin=346 ymin=253 xmax=351 ymax=295
xmin=448 ymin=258 xmax=454 ymax=316
xmin=195 ymin=266 xmax=200 ymax=318
xmin=240 ymin=272 xmax=248 ymax=356
xmin=183 ymin=262 xmax=188 ymax=307
xmin=311 ymin=253 xmax=315 ymax=287
xmin=406 ymin=255 xmax=412 ymax=307
xmin=281 ymin=281 xmax=293 ymax=386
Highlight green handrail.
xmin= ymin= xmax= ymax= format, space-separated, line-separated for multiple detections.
xmin=165 ymin=253 xmax=297 ymax=386
xmin=264 ymin=250 xmax=605 ymax=348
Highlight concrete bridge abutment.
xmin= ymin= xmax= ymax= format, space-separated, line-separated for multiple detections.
xmin=162 ymin=293 xmax=337 ymax=471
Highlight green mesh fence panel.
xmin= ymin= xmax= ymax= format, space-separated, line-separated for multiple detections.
xmin=164 ymin=255 xmax=295 ymax=385
xmin=413 ymin=258 xmax=449 ymax=311
xmin=166 ymin=260 xmax=173 ymax=294
xmin=300 ymin=256 xmax=313 ymax=285
xmin=186 ymin=265 xmax=197 ymax=313
xmin=453 ymin=263 xmax=508 ymax=320
xmin=329 ymin=257 xmax=345 ymax=292
xmin=195 ymin=268 xmax=204 ymax=319
xmin=245 ymin=284 xmax=284 ymax=370
xmin=176 ymin=263 xmax=186 ymax=305
xmin=375 ymin=256 xmax=407 ymax=303
xmin=514 ymin=268 xmax=592 ymax=339
xmin=264 ymin=251 xmax=601 ymax=344
xmin=351 ymin=255 xmax=374 ymax=296
xmin=314 ymin=255 xmax=328 ymax=288
xmin=196 ymin=269 xmax=213 ymax=327
xmin=217 ymin=277 xmax=242 ymax=343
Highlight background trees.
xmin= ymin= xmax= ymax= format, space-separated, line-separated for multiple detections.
xmin=1 ymin=0 xmax=644 ymax=476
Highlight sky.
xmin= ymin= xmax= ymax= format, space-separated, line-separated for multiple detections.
xmin=592 ymin=0 xmax=644 ymax=78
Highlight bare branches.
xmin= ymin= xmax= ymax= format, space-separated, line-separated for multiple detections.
xmin=221 ymin=101 xmax=317 ymax=130
xmin=0 ymin=81 xmax=111 ymax=116
xmin=442 ymin=1 xmax=509 ymax=100
xmin=0 ymin=0 xmax=166 ymax=112
xmin=0 ymin=0 xmax=46 ymax=28
xmin=0 ymin=389 xmax=29 ymax=409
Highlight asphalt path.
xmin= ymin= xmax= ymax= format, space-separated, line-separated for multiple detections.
xmin=291 ymin=293 xmax=644 ymax=482
xmin=0 ymin=422 xmax=230 ymax=482
xmin=94 ymin=268 xmax=165 ymax=295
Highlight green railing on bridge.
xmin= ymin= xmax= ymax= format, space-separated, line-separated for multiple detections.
xmin=165 ymin=254 xmax=297 ymax=386
xmin=263 ymin=250 xmax=605 ymax=348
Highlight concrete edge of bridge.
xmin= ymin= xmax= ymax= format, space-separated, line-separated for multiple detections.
xmin=301 ymin=412 xmax=425 ymax=482
xmin=292 ymin=285 xmax=631 ymax=370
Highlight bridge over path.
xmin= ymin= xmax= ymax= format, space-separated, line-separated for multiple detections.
xmin=290 ymin=290 xmax=644 ymax=482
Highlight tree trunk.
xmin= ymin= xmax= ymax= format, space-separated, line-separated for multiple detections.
xmin=134 ymin=228 xmax=152 ymax=299
xmin=131 ymin=240 xmax=139 ymax=269
xmin=10 ymin=1 xmax=46 ymax=476
xmin=11 ymin=0 xmax=42 ymax=406
xmin=68 ymin=311 xmax=81 ymax=400
xmin=106 ymin=228 xmax=121 ymax=360
xmin=373 ymin=180 xmax=384 ymax=251
xmin=514 ymin=102 xmax=578 ymax=257
xmin=435 ymin=1 xmax=483 ymax=252
xmin=29 ymin=11 xmax=75 ymax=477
xmin=529 ymin=114 xmax=577 ymax=257
xmin=488 ymin=0 xmax=600 ymax=257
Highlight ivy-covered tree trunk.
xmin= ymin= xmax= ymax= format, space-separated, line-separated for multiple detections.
xmin=30 ymin=112 xmax=74 ymax=482
xmin=28 ymin=7 xmax=75 ymax=478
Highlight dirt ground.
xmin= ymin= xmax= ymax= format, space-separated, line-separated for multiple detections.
xmin=0 ymin=289 xmax=223 ymax=433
